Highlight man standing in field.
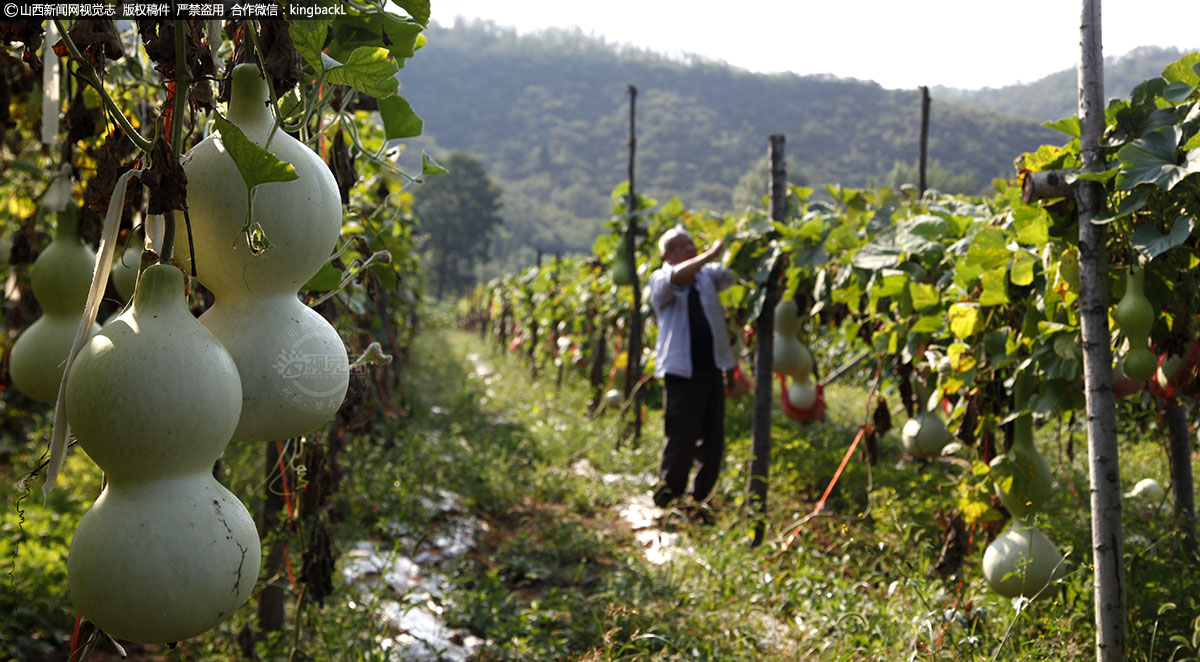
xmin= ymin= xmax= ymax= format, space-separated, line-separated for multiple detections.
xmin=648 ymin=226 xmax=734 ymax=517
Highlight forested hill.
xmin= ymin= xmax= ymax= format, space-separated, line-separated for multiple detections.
xmin=396 ymin=20 xmax=1170 ymax=272
xmin=935 ymin=46 xmax=1191 ymax=123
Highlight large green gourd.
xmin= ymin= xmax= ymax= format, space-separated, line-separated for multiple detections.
xmin=65 ymin=264 xmax=260 ymax=644
xmin=9 ymin=210 xmax=100 ymax=403
xmin=180 ymin=63 xmax=348 ymax=442
xmin=1114 ymin=266 xmax=1156 ymax=381
xmin=982 ymin=519 xmax=1065 ymax=599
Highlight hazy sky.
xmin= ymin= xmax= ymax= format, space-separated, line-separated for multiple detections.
xmin=429 ymin=1 xmax=1199 ymax=90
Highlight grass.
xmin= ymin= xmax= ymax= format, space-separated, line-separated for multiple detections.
xmin=2 ymin=326 xmax=1199 ymax=660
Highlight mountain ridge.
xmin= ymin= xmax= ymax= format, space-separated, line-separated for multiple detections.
xmin=396 ymin=20 xmax=1189 ymax=275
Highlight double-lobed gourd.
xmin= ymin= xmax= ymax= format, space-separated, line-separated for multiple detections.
xmin=774 ymin=298 xmax=819 ymax=412
xmin=66 ymin=264 xmax=261 ymax=644
xmin=181 ymin=63 xmax=348 ymax=442
xmin=10 ymin=210 xmax=100 ymax=403
xmin=1114 ymin=266 xmax=1156 ymax=381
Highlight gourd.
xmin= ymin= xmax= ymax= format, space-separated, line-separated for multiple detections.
xmin=989 ymin=412 xmax=1052 ymax=519
xmin=989 ymin=372 xmax=1052 ymax=519
xmin=111 ymin=230 xmax=143 ymax=302
xmin=901 ymin=411 xmax=952 ymax=458
xmin=1155 ymin=353 xmax=1187 ymax=390
xmin=181 ymin=63 xmax=348 ymax=442
xmin=773 ymin=333 xmax=813 ymax=380
xmin=65 ymin=264 xmax=260 ymax=643
xmin=1125 ymin=477 xmax=1165 ymax=501
xmin=787 ymin=378 xmax=818 ymax=410
xmin=10 ymin=210 xmax=100 ymax=403
xmin=774 ymin=299 xmax=801 ymax=335
xmin=1114 ymin=266 xmax=1156 ymax=381
xmin=612 ymin=234 xmax=634 ymax=286
xmin=982 ymin=519 xmax=1065 ymax=600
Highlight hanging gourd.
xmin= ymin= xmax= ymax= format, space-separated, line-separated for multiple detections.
xmin=900 ymin=380 xmax=952 ymax=458
xmin=990 ymin=415 xmax=1052 ymax=519
xmin=774 ymin=299 xmax=801 ymax=335
xmin=10 ymin=208 xmax=100 ymax=403
xmin=110 ymin=229 xmax=143 ymax=302
xmin=65 ymin=264 xmax=260 ymax=644
xmin=611 ymin=234 xmax=634 ymax=286
xmin=1114 ymin=265 xmax=1156 ymax=381
xmin=181 ymin=63 xmax=348 ymax=442
xmin=982 ymin=519 xmax=1065 ymax=600
xmin=901 ymin=411 xmax=952 ymax=458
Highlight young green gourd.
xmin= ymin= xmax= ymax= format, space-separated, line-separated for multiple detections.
xmin=9 ymin=210 xmax=100 ymax=403
xmin=110 ymin=230 xmax=143 ymax=302
xmin=982 ymin=519 xmax=1065 ymax=599
xmin=611 ymin=234 xmax=634 ymax=286
xmin=65 ymin=264 xmax=260 ymax=644
xmin=1114 ymin=266 xmax=1156 ymax=381
xmin=180 ymin=63 xmax=348 ymax=442
xmin=989 ymin=372 xmax=1052 ymax=518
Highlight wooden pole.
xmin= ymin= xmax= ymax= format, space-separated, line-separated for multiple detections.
xmin=623 ymin=84 xmax=644 ymax=445
xmin=918 ymin=86 xmax=931 ymax=196
xmin=1164 ymin=400 xmax=1198 ymax=560
xmin=749 ymin=134 xmax=786 ymax=547
xmin=1076 ymin=2 xmax=1126 ymax=660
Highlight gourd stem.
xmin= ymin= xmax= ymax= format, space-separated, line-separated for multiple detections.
xmin=53 ymin=20 xmax=154 ymax=154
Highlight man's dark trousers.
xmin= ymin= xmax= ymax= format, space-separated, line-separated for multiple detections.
xmin=655 ymin=368 xmax=725 ymax=507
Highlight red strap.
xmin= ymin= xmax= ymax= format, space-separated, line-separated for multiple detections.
xmin=811 ymin=425 xmax=866 ymax=517
xmin=69 ymin=610 xmax=83 ymax=662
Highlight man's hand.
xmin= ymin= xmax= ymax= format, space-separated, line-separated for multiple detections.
xmin=704 ymin=237 xmax=726 ymax=261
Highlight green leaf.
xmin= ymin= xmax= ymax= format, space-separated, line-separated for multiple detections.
xmin=421 ymin=151 xmax=447 ymax=175
xmin=378 ymin=95 xmax=423 ymax=140
xmin=289 ymin=20 xmax=329 ymax=72
xmin=301 ymin=263 xmax=343 ymax=291
xmin=391 ymin=0 xmax=430 ymax=25
xmin=949 ymin=303 xmax=982 ymax=339
xmin=324 ymin=47 xmax=400 ymax=98
xmin=1011 ymin=206 xmax=1049 ymax=247
xmin=1043 ymin=116 xmax=1081 ymax=138
xmin=912 ymin=312 xmax=943 ymax=334
xmin=1164 ymin=81 xmax=1196 ymax=104
xmin=909 ymin=282 xmax=939 ymax=311
xmin=873 ymin=269 xmax=908 ymax=298
xmin=980 ymin=268 xmax=1009 ymax=306
xmin=896 ymin=214 xmax=946 ymax=255
xmin=851 ymin=236 xmax=901 ymax=270
xmin=213 ymin=113 xmax=299 ymax=192
xmin=1131 ymin=215 xmax=1196 ymax=262
xmin=1115 ymin=126 xmax=1193 ymax=190
xmin=1162 ymin=52 xmax=1200 ymax=87
xmin=1094 ymin=188 xmax=1148 ymax=224
xmin=1011 ymin=251 xmax=1036 ymax=286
